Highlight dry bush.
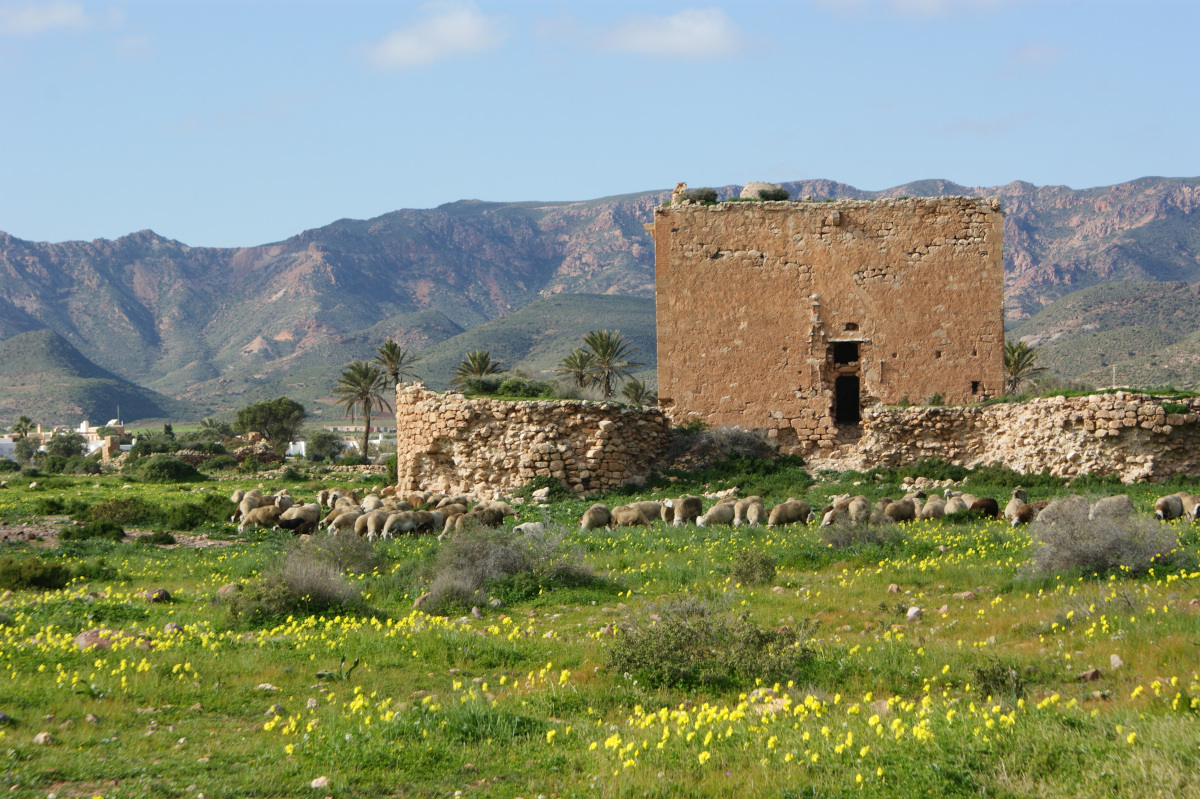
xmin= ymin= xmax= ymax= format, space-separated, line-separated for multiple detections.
xmin=227 ymin=533 xmax=374 ymax=623
xmin=421 ymin=525 xmax=595 ymax=616
xmin=820 ymin=522 xmax=903 ymax=550
xmin=730 ymin=548 xmax=776 ymax=585
xmin=660 ymin=425 xmax=774 ymax=466
xmin=1028 ymin=501 xmax=1182 ymax=576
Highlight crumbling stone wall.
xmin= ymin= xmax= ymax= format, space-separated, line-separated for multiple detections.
xmin=394 ymin=386 xmax=671 ymax=497
xmin=654 ymin=196 xmax=1005 ymax=451
xmin=847 ymin=392 xmax=1200 ymax=483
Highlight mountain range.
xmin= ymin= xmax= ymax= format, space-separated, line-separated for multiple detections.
xmin=0 ymin=176 xmax=1197 ymax=423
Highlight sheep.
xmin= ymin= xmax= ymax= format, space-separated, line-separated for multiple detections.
xmin=664 ymin=496 xmax=703 ymax=526
xmin=1178 ymin=492 xmax=1200 ymax=521
xmin=513 ymin=522 xmax=546 ymax=536
xmin=847 ymin=496 xmax=871 ymax=525
xmin=970 ymin=498 xmax=1000 ymax=519
xmin=821 ymin=507 xmax=849 ymax=527
xmin=454 ymin=507 xmax=505 ymax=532
xmin=944 ymin=496 xmax=969 ymax=516
xmin=733 ymin=496 xmax=765 ymax=526
xmin=1089 ymin=494 xmax=1134 ymax=521
xmin=440 ymin=512 xmax=464 ymax=536
xmin=355 ymin=510 xmax=389 ymax=540
xmin=231 ymin=495 xmax=260 ymax=522
xmin=316 ymin=489 xmax=332 ymax=508
xmin=230 ymin=489 xmax=246 ymax=505
xmin=320 ymin=505 xmax=350 ymax=529
xmin=362 ymin=495 xmax=385 ymax=512
xmin=918 ymin=497 xmax=945 ymax=520
xmin=610 ymin=505 xmax=652 ymax=527
xmin=580 ymin=504 xmax=612 ymax=531
xmin=275 ymin=503 xmax=321 ymax=532
xmin=383 ymin=511 xmax=417 ymax=538
xmin=696 ymin=503 xmax=735 ymax=528
xmin=1036 ymin=495 xmax=1088 ymax=526
xmin=426 ymin=493 xmax=447 ymax=508
xmin=437 ymin=494 xmax=471 ymax=509
xmin=746 ymin=500 xmax=768 ymax=527
xmin=414 ymin=510 xmax=443 ymax=534
xmin=883 ymin=498 xmax=917 ymax=523
xmin=475 ymin=500 xmax=519 ymax=518
xmin=767 ymin=499 xmax=811 ymax=528
xmin=238 ymin=505 xmax=284 ymax=534
xmin=1011 ymin=500 xmax=1049 ymax=526
xmin=246 ymin=489 xmax=263 ymax=499
xmin=626 ymin=501 xmax=665 ymax=523
xmin=327 ymin=511 xmax=361 ymax=536
xmin=1155 ymin=494 xmax=1185 ymax=521
xmin=1004 ymin=489 xmax=1028 ymax=523
xmin=437 ymin=503 xmax=468 ymax=519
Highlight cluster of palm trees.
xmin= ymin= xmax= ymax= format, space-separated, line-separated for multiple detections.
xmin=331 ymin=340 xmax=420 ymax=459
xmin=1004 ymin=339 xmax=1047 ymax=395
xmin=555 ymin=330 xmax=655 ymax=404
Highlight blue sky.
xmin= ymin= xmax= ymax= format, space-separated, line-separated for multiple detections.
xmin=1 ymin=0 xmax=1196 ymax=247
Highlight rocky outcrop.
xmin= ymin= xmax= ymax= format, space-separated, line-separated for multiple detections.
xmin=394 ymin=386 xmax=670 ymax=497
xmin=845 ymin=392 xmax=1200 ymax=483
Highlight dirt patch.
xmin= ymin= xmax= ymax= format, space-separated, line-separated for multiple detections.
xmin=0 ymin=518 xmax=239 ymax=550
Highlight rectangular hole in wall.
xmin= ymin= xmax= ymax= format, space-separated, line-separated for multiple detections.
xmin=935 ymin=351 xmax=942 ymax=359
xmin=971 ymin=381 xmax=980 ymax=394
xmin=833 ymin=341 xmax=859 ymax=364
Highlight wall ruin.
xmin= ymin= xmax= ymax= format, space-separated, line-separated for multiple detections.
xmin=653 ymin=196 xmax=1005 ymax=452
xmin=843 ymin=392 xmax=1200 ymax=483
xmin=393 ymin=386 xmax=671 ymax=497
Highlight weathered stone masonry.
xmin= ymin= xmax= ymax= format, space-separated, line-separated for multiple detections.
xmin=394 ymin=386 xmax=671 ymax=497
xmin=653 ymin=196 xmax=1005 ymax=452
xmin=851 ymin=392 xmax=1200 ymax=483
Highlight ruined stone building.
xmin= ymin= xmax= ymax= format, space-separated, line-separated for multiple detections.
xmin=652 ymin=191 xmax=1006 ymax=450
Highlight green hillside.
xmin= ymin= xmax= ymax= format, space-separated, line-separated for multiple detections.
xmin=1011 ymin=281 xmax=1200 ymax=389
xmin=408 ymin=294 xmax=657 ymax=391
xmin=0 ymin=330 xmax=204 ymax=425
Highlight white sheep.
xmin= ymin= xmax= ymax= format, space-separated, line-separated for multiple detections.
xmin=697 ymin=503 xmax=735 ymax=528
xmin=1088 ymin=494 xmax=1134 ymax=521
xmin=733 ymin=496 xmax=765 ymax=526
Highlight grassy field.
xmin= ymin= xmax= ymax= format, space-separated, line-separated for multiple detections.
xmin=0 ymin=461 xmax=1198 ymax=798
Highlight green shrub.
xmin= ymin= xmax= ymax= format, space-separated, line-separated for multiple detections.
xmin=926 ymin=393 xmax=945 ymax=406
xmin=337 ymin=455 xmax=368 ymax=467
xmin=495 ymin=377 xmax=555 ymax=398
xmin=683 ymin=187 xmax=718 ymax=203
xmin=277 ymin=465 xmax=305 ymax=482
xmin=33 ymin=496 xmax=89 ymax=516
xmin=730 ymin=548 xmax=777 ymax=585
xmin=385 ymin=455 xmax=398 ymax=486
xmin=40 ymin=455 xmax=69 ymax=474
xmin=126 ymin=454 xmax=204 ymax=483
xmin=237 ymin=455 xmax=260 ymax=475
xmin=88 ymin=497 xmax=157 ymax=525
xmin=160 ymin=494 xmax=229 ymax=531
xmin=1161 ymin=402 xmax=1189 ymax=416
xmin=606 ymin=598 xmax=813 ymax=690
xmin=204 ymin=455 xmax=238 ymax=471
xmin=0 ymin=459 xmax=18 ymax=474
xmin=138 ymin=530 xmax=177 ymax=546
xmin=21 ymin=467 xmax=41 ymax=479
xmin=675 ymin=417 xmax=709 ymax=434
xmin=0 ymin=557 xmax=72 ymax=591
xmin=460 ymin=376 xmax=505 ymax=395
xmin=758 ymin=187 xmax=790 ymax=201
xmin=59 ymin=520 xmax=125 ymax=542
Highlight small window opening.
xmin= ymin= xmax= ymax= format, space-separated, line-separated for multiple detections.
xmin=972 ymin=348 xmax=978 ymax=357
xmin=935 ymin=350 xmax=942 ymax=359
xmin=833 ymin=341 xmax=859 ymax=364
xmin=844 ymin=322 xmax=859 ymax=332
xmin=971 ymin=381 xmax=980 ymax=395
xmin=891 ymin=352 xmax=897 ymax=359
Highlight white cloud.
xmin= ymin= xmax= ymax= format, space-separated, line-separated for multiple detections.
xmin=366 ymin=2 xmax=504 ymax=70
xmin=0 ymin=1 xmax=88 ymax=35
xmin=601 ymin=8 xmax=743 ymax=58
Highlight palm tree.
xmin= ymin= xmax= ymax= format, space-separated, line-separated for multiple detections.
xmin=331 ymin=361 xmax=392 ymax=458
xmin=374 ymin=339 xmax=421 ymax=389
xmin=621 ymin=379 xmax=657 ymax=407
xmin=11 ymin=416 xmax=32 ymax=439
xmin=449 ymin=350 xmax=505 ymax=390
xmin=582 ymin=329 xmax=643 ymax=399
xmin=1004 ymin=339 xmax=1047 ymax=394
xmin=199 ymin=417 xmax=233 ymax=437
xmin=555 ymin=348 xmax=597 ymax=389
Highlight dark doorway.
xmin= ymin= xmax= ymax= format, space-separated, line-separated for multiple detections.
xmin=835 ymin=376 xmax=861 ymax=424
xmin=833 ymin=341 xmax=859 ymax=364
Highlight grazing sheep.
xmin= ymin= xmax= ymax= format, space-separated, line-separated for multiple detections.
xmin=320 ymin=505 xmax=350 ymax=529
xmin=746 ymin=501 xmax=768 ymax=526
xmin=437 ymin=495 xmax=471 ymax=509
xmin=355 ymin=510 xmax=389 ymax=540
xmin=874 ymin=498 xmax=895 ymax=512
xmin=414 ymin=511 xmax=443 ymax=534
xmin=231 ymin=495 xmax=260 ymax=522
xmin=847 ymin=497 xmax=871 ymax=525
xmin=513 ymin=522 xmax=545 ymax=536
xmin=275 ymin=503 xmax=321 ymax=531
xmin=383 ymin=511 xmax=417 ymax=538
xmin=611 ymin=505 xmax=652 ymax=527
xmin=327 ymin=511 xmax=362 ymax=536
xmin=246 ymin=489 xmax=263 ymax=499
xmin=1004 ymin=489 xmax=1028 ymax=523
xmin=884 ymin=498 xmax=918 ymax=523
xmin=1089 ymin=494 xmax=1134 ymax=521
xmin=437 ymin=503 xmax=468 ymax=519
xmin=733 ymin=496 xmax=765 ymax=526
xmin=1155 ymin=494 xmax=1185 ymax=521
xmin=665 ymin=496 xmax=703 ymax=527
xmin=626 ymin=501 xmax=665 ymax=523
xmin=454 ymin=507 xmax=504 ymax=532
xmin=238 ymin=505 xmax=284 ymax=534
xmin=426 ymin=493 xmax=447 ymax=508
xmin=918 ymin=497 xmax=945 ymax=520
xmin=767 ymin=500 xmax=811 ymax=528
xmin=274 ymin=492 xmax=294 ymax=512
xmin=580 ymin=504 xmax=612 ymax=531
xmin=821 ymin=507 xmax=849 ymax=527
xmin=697 ymin=503 xmax=735 ymax=528
xmin=230 ymin=489 xmax=246 ymax=505
xmin=362 ymin=495 xmax=384 ymax=512
xmin=317 ymin=489 xmax=332 ymax=508
xmin=475 ymin=500 xmax=519 ymax=518
xmin=1036 ymin=495 xmax=1088 ymax=526
xmin=1011 ymin=500 xmax=1048 ymax=526
xmin=944 ymin=497 xmax=969 ymax=516
xmin=970 ymin=498 xmax=1000 ymax=519
xmin=1178 ymin=492 xmax=1200 ymax=521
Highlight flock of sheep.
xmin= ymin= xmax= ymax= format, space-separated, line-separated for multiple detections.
xmin=226 ymin=482 xmax=1200 ymax=543
xmin=228 ymin=486 xmax=527 ymax=540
